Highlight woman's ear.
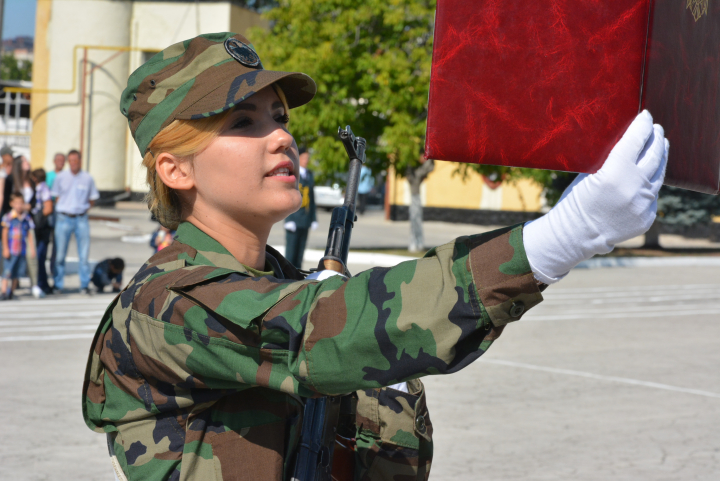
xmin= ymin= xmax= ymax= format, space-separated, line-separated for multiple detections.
xmin=156 ymin=153 xmax=194 ymax=191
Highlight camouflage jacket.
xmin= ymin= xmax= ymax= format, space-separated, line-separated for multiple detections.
xmin=82 ymin=222 xmax=544 ymax=480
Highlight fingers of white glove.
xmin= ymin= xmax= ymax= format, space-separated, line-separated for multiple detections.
xmin=636 ymin=124 xmax=666 ymax=178
xmin=641 ymin=198 xmax=658 ymax=232
xmin=648 ymin=143 xmax=668 ymax=196
xmin=605 ymin=110 xmax=654 ymax=168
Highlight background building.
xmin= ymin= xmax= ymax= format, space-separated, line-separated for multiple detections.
xmin=30 ymin=0 xmax=267 ymax=196
xmin=387 ymin=163 xmax=545 ymax=224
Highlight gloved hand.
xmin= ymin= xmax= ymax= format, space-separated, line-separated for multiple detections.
xmin=284 ymin=221 xmax=297 ymax=232
xmin=311 ymin=221 xmax=319 ymax=231
xmin=523 ymin=110 xmax=668 ymax=284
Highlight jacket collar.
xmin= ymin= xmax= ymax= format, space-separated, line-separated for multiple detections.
xmin=174 ymin=222 xmax=302 ymax=280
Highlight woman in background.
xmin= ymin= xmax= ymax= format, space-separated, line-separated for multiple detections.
xmin=29 ymin=168 xmax=53 ymax=295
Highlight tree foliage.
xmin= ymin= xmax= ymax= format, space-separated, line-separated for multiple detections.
xmin=0 ymin=54 xmax=32 ymax=81
xmin=657 ymin=186 xmax=720 ymax=231
xmin=251 ymin=0 xmax=575 ymax=207
xmin=234 ymin=0 xmax=279 ymax=12
xmin=250 ymin=0 xmax=435 ymax=183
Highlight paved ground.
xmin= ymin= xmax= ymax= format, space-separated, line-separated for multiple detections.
xmin=1 ymin=204 xmax=719 ymax=480
xmin=423 ymin=267 xmax=720 ymax=481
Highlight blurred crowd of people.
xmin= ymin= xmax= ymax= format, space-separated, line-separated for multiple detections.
xmin=0 ymin=145 xmax=121 ymax=300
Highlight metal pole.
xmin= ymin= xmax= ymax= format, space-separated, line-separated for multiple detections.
xmin=86 ymin=62 xmax=94 ymax=173
xmin=79 ymin=47 xmax=88 ymax=158
xmin=0 ymin=0 xmax=5 ymax=54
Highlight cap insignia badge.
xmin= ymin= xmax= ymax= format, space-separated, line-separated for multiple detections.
xmin=225 ymin=38 xmax=262 ymax=69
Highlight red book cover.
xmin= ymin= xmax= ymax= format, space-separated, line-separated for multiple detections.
xmin=425 ymin=0 xmax=720 ymax=194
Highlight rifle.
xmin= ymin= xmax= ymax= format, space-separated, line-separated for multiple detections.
xmin=291 ymin=126 xmax=366 ymax=481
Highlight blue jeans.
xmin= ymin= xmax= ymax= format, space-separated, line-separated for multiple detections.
xmin=36 ymin=234 xmax=51 ymax=291
xmin=2 ymin=254 xmax=27 ymax=280
xmin=54 ymin=213 xmax=90 ymax=289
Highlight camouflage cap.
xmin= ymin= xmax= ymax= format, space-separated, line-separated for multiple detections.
xmin=121 ymin=32 xmax=317 ymax=155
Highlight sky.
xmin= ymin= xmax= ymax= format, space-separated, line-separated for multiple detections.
xmin=3 ymin=0 xmax=37 ymax=40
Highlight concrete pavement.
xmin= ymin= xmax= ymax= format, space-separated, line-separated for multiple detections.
xmin=1 ymin=203 xmax=719 ymax=480
xmin=23 ymin=202 xmax=720 ymax=293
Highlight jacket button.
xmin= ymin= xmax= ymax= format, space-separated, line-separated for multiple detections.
xmin=415 ymin=415 xmax=426 ymax=434
xmin=509 ymin=301 xmax=525 ymax=318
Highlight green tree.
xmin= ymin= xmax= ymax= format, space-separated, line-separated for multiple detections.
xmin=251 ymin=0 xmax=437 ymax=250
xmin=0 ymin=54 xmax=32 ymax=81
xmin=657 ymin=186 xmax=720 ymax=230
xmin=251 ymin=0 xmax=565 ymax=250
xmin=235 ymin=0 xmax=279 ymax=12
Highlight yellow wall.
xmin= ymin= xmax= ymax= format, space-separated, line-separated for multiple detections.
xmin=424 ymin=161 xmax=483 ymax=208
xmin=29 ymin=0 xmax=52 ymax=169
xmin=389 ymin=160 xmax=544 ymax=212
xmin=230 ymin=5 xmax=269 ymax=37
xmin=31 ymin=1 xmax=271 ymax=191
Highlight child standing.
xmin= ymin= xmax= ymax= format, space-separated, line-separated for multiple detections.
xmin=1 ymin=193 xmax=36 ymax=300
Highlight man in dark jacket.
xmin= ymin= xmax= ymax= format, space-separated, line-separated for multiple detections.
xmin=283 ymin=146 xmax=317 ymax=268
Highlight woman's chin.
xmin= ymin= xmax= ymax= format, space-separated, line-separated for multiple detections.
xmin=264 ymin=196 xmax=303 ymax=221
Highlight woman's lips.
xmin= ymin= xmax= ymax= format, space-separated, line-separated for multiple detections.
xmin=266 ymin=163 xmax=296 ymax=183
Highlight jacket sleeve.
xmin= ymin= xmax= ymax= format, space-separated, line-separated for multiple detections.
xmin=111 ymin=224 xmax=542 ymax=398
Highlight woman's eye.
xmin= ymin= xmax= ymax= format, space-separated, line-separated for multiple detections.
xmin=276 ymin=113 xmax=290 ymax=124
xmin=231 ymin=117 xmax=252 ymax=129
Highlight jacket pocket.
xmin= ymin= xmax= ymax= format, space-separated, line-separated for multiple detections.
xmin=355 ymin=379 xmax=433 ymax=481
xmin=167 ymin=265 xmax=307 ymax=332
xmin=210 ymin=421 xmax=286 ymax=481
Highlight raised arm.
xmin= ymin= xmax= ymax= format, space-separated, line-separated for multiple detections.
xmin=93 ymin=225 xmax=541 ymax=403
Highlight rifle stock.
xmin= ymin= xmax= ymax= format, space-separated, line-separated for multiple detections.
xmin=291 ymin=126 xmax=366 ymax=481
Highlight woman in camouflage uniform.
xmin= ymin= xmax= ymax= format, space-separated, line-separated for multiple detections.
xmin=82 ymin=32 xmax=668 ymax=481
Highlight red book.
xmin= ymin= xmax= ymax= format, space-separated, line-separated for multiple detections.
xmin=425 ymin=0 xmax=720 ymax=194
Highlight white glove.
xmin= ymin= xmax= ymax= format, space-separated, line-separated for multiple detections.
xmin=284 ymin=221 xmax=297 ymax=232
xmin=524 ymin=110 xmax=668 ymax=284
xmin=311 ymin=221 xmax=319 ymax=231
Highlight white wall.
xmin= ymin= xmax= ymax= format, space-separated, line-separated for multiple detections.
xmin=125 ymin=1 xmax=233 ymax=192
xmin=41 ymin=1 xmax=265 ymax=193
xmin=44 ymin=0 xmax=132 ymax=190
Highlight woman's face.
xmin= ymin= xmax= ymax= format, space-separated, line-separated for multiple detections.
xmin=190 ymin=87 xmax=301 ymax=228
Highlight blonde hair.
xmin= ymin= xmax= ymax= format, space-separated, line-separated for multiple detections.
xmin=143 ymin=112 xmax=231 ymax=229
xmin=144 ymin=85 xmax=290 ymax=229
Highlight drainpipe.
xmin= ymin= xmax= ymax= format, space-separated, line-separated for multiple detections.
xmin=0 ymin=1 xmax=4 ymax=53
xmin=79 ymin=47 xmax=88 ymax=158
xmin=86 ymin=61 xmax=95 ymax=173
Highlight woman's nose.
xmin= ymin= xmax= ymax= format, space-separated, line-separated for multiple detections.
xmin=270 ymin=125 xmax=294 ymax=153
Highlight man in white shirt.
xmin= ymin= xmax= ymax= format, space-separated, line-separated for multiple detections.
xmin=50 ymin=149 xmax=99 ymax=294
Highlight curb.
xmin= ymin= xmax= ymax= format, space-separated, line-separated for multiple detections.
xmin=576 ymin=256 xmax=720 ymax=269
xmin=119 ymin=236 xmax=720 ymax=269
xmin=291 ymin=249 xmax=720 ymax=269
xmin=271 ymin=246 xmax=415 ymax=267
